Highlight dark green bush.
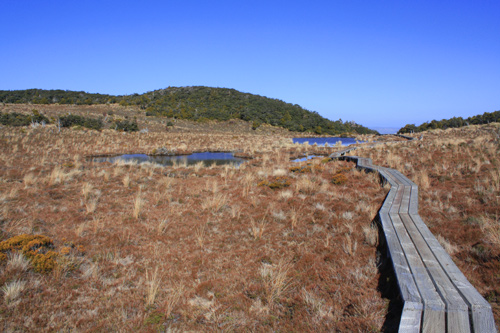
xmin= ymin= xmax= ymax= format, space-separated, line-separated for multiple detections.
xmin=0 ymin=110 xmax=50 ymax=126
xmin=114 ymin=120 xmax=139 ymax=132
xmin=58 ymin=114 xmax=103 ymax=130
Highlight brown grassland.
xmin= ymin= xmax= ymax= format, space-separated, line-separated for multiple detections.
xmin=1 ymin=104 xmax=499 ymax=331
xmin=0 ymin=105 xmax=388 ymax=331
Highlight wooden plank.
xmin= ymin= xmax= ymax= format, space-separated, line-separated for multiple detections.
xmin=389 ymin=214 xmax=446 ymax=332
xmin=379 ymin=212 xmax=422 ymax=303
xmin=379 ymin=168 xmax=398 ymax=188
xmin=390 ymin=169 xmax=414 ymax=187
xmin=409 ymin=185 xmax=419 ymax=215
xmin=379 ymin=187 xmax=397 ymax=215
xmin=470 ymin=307 xmax=497 ymax=333
xmin=409 ymin=214 xmax=496 ymax=332
xmin=399 ymin=185 xmax=411 ymax=215
xmin=383 ymin=168 xmax=405 ymax=187
xmin=400 ymin=213 xmax=470 ymax=332
xmin=399 ymin=301 xmax=422 ymax=333
xmin=389 ymin=184 xmax=405 ymax=215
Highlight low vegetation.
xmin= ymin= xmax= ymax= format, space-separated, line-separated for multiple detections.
xmin=2 ymin=101 xmax=498 ymax=330
xmin=398 ymin=109 xmax=500 ymax=133
xmin=0 ymin=110 xmax=49 ymax=127
xmin=0 ymin=111 xmax=386 ymax=331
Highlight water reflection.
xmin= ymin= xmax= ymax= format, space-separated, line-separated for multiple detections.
xmin=292 ymin=137 xmax=360 ymax=146
xmin=291 ymin=155 xmax=321 ymax=163
xmin=93 ymin=152 xmax=245 ymax=167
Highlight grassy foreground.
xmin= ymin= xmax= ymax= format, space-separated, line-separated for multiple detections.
xmin=1 ymin=104 xmax=499 ymax=331
xmin=0 ymin=112 xmax=387 ymax=331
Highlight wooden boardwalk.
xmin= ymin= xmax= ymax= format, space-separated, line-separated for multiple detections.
xmin=329 ymin=147 xmax=496 ymax=332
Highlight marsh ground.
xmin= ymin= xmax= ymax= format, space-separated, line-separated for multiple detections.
xmin=1 ymin=104 xmax=498 ymax=331
xmin=0 ymin=112 xmax=387 ymax=331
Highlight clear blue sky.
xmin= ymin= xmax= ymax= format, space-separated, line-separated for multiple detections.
xmin=1 ymin=0 xmax=499 ymax=131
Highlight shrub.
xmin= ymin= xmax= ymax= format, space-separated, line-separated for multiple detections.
xmin=0 ymin=234 xmax=58 ymax=273
xmin=258 ymin=176 xmax=291 ymax=189
xmin=114 ymin=120 xmax=139 ymax=132
xmin=289 ymin=165 xmax=312 ymax=173
xmin=59 ymin=114 xmax=103 ymax=130
xmin=332 ymin=173 xmax=348 ymax=185
xmin=0 ymin=110 xmax=50 ymax=126
xmin=252 ymin=121 xmax=261 ymax=130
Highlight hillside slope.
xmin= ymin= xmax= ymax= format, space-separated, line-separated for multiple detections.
xmin=0 ymin=87 xmax=377 ymax=135
xmin=398 ymin=110 xmax=500 ymax=134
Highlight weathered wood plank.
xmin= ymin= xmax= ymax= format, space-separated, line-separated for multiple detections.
xmin=470 ymin=307 xmax=497 ymax=333
xmin=379 ymin=212 xmax=422 ymax=304
xmin=409 ymin=185 xmax=419 ymax=215
xmin=389 ymin=214 xmax=446 ymax=332
xmin=400 ymin=213 xmax=470 ymax=332
xmin=389 ymin=184 xmax=405 ymax=215
xmin=399 ymin=301 xmax=422 ymax=333
xmin=409 ymin=214 xmax=496 ymax=332
xmin=399 ymin=185 xmax=411 ymax=215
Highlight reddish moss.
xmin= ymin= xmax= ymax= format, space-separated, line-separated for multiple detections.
xmin=289 ymin=163 xmax=323 ymax=174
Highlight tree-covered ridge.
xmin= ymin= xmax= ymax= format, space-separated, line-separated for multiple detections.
xmin=398 ymin=110 xmax=500 ymax=134
xmin=0 ymin=87 xmax=377 ymax=135
xmin=0 ymin=89 xmax=117 ymax=105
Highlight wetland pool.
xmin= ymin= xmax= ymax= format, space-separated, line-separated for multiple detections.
xmin=292 ymin=137 xmax=360 ymax=146
xmin=92 ymin=152 xmax=245 ymax=167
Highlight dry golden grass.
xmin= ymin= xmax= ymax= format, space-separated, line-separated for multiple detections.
xmin=0 ymin=105 xmax=390 ymax=331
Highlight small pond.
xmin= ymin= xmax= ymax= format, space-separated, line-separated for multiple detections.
xmin=293 ymin=137 xmax=360 ymax=146
xmin=93 ymin=152 xmax=245 ymax=167
xmin=291 ymin=155 xmax=322 ymax=163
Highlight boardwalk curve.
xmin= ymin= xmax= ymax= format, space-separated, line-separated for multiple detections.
xmin=329 ymin=146 xmax=496 ymax=333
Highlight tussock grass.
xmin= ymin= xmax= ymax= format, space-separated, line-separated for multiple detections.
xmin=260 ymin=259 xmax=293 ymax=308
xmin=133 ymin=189 xmax=143 ymax=219
xmin=146 ymin=267 xmax=162 ymax=307
xmin=157 ymin=218 xmax=169 ymax=235
xmin=6 ymin=252 xmax=30 ymax=273
xmin=0 ymin=109 xmax=389 ymax=331
xmin=2 ymin=280 xmax=26 ymax=304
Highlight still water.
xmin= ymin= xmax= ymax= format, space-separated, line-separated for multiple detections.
xmin=292 ymin=137 xmax=360 ymax=146
xmin=93 ymin=152 xmax=245 ymax=167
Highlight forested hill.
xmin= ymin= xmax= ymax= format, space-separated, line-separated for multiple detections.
xmin=0 ymin=87 xmax=377 ymax=135
xmin=398 ymin=110 xmax=500 ymax=134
